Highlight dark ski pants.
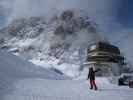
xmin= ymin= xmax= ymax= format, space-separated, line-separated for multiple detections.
xmin=89 ymin=80 xmax=97 ymax=90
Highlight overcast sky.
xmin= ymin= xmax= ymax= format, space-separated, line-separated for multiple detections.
xmin=0 ymin=0 xmax=115 ymax=26
xmin=0 ymin=0 xmax=133 ymax=63
xmin=1 ymin=0 xmax=131 ymax=29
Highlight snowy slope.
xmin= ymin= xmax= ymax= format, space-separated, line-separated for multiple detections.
xmin=0 ymin=50 xmax=133 ymax=100
xmin=0 ymin=50 xmax=68 ymax=79
xmin=0 ymin=50 xmax=69 ymax=99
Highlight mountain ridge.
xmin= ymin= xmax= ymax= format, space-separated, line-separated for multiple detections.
xmin=0 ymin=10 xmax=116 ymax=78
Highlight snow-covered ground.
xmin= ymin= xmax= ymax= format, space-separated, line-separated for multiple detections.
xmin=2 ymin=78 xmax=133 ymax=100
xmin=0 ymin=50 xmax=133 ymax=100
xmin=0 ymin=50 xmax=68 ymax=99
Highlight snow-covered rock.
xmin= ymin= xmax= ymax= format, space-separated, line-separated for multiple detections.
xmin=0 ymin=10 xmax=104 ymax=78
xmin=1 ymin=10 xmax=130 ymax=78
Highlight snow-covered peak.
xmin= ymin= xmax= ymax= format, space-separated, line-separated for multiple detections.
xmin=0 ymin=10 xmax=105 ymax=78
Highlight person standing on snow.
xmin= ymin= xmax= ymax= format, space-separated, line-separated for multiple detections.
xmin=87 ymin=67 xmax=100 ymax=90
